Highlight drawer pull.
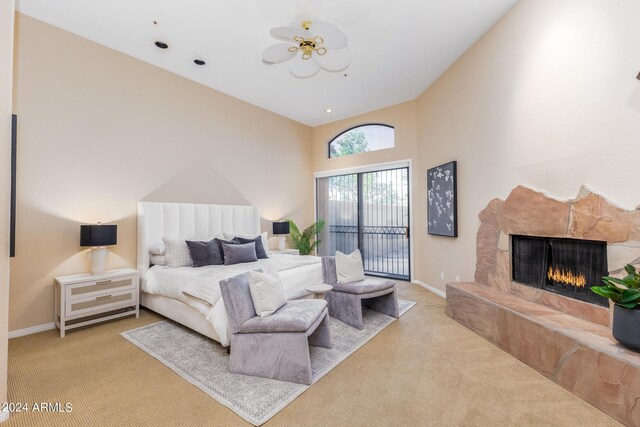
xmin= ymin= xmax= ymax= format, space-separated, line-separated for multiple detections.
xmin=96 ymin=280 xmax=112 ymax=286
xmin=96 ymin=295 xmax=112 ymax=300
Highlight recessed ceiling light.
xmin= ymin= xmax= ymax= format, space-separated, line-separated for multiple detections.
xmin=155 ymin=41 xmax=168 ymax=49
xmin=325 ymin=108 xmax=333 ymax=113
xmin=194 ymin=59 xmax=206 ymax=66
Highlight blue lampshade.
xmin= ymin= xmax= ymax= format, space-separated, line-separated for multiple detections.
xmin=273 ymin=221 xmax=290 ymax=235
xmin=80 ymin=224 xmax=117 ymax=247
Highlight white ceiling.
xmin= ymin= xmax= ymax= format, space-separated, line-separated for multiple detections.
xmin=16 ymin=0 xmax=518 ymax=126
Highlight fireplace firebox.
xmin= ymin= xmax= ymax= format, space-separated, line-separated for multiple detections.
xmin=511 ymin=235 xmax=609 ymax=307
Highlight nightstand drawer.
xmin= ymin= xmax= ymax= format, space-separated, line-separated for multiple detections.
xmin=55 ymin=268 xmax=139 ymax=337
xmin=66 ymin=275 xmax=136 ymax=300
xmin=66 ymin=289 xmax=137 ymax=317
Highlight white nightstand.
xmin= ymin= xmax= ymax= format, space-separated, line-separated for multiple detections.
xmin=54 ymin=268 xmax=139 ymax=337
xmin=271 ymin=249 xmax=300 ymax=255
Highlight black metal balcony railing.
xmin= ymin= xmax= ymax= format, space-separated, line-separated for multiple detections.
xmin=329 ymin=225 xmax=409 ymax=279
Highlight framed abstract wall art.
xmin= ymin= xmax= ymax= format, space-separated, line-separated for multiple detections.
xmin=427 ymin=160 xmax=457 ymax=237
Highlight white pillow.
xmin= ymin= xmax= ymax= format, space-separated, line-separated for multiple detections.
xmin=225 ymin=232 xmax=270 ymax=256
xmin=150 ymin=255 xmax=167 ymax=266
xmin=248 ymin=266 xmax=286 ymax=317
xmin=335 ymin=249 xmax=365 ymax=284
xmin=162 ymin=237 xmax=193 ymax=268
xmin=149 ymin=241 xmax=166 ymax=256
xmin=161 ymin=234 xmax=226 ymax=268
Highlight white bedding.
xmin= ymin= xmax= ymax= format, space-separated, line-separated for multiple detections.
xmin=142 ymin=254 xmax=323 ymax=346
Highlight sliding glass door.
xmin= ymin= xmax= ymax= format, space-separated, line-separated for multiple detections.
xmin=316 ymin=167 xmax=410 ymax=280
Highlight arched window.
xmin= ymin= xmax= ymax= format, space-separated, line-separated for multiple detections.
xmin=328 ymin=124 xmax=395 ymax=158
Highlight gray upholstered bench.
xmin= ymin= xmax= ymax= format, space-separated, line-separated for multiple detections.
xmin=321 ymin=256 xmax=400 ymax=329
xmin=220 ymin=272 xmax=332 ymax=385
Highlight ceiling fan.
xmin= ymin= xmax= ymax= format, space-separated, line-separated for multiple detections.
xmin=262 ymin=20 xmax=351 ymax=78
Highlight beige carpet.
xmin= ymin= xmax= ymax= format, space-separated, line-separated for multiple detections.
xmin=5 ymin=283 xmax=619 ymax=426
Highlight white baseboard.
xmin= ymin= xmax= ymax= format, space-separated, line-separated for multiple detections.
xmin=9 ymin=322 xmax=56 ymax=339
xmin=0 ymin=408 xmax=9 ymax=423
xmin=412 ymin=280 xmax=446 ymax=299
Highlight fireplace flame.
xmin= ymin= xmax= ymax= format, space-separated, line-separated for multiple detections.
xmin=547 ymin=266 xmax=586 ymax=288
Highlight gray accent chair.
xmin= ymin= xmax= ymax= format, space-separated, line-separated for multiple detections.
xmin=322 ymin=256 xmax=400 ymax=329
xmin=219 ymin=272 xmax=332 ymax=385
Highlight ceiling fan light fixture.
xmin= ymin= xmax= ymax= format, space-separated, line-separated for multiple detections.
xmin=325 ymin=108 xmax=333 ymax=113
xmin=263 ymin=19 xmax=350 ymax=78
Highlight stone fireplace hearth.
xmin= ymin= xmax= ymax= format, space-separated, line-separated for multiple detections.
xmin=475 ymin=185 xmax=640 ymax=326
xmin=446 ymin=185 xmax=640 ymax=426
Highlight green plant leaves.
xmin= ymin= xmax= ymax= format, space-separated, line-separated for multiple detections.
xmin=591 ymin=286 xmax=620 ymax=299
xmin=592 ymin=264 xmax=640 ymax=309
xmin=285 ymin=219 xmax=325 ymax=256
xmin=620 ymin=290 xmax=640 ymax=303
xmin=617 ymin=302 xmax=637 ymax=309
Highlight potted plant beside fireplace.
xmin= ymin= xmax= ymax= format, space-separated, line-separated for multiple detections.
xmin=592 ymin=264 xmax=640 ymax=351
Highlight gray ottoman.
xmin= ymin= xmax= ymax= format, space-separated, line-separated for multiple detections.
xmin=321 ymin=256 xmax=400 ymax=329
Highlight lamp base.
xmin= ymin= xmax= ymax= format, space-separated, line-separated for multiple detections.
xmin=278 ymin=236 xmax=286 ymax=251
xmin=90 ymin=247 xmax=108 ymax=275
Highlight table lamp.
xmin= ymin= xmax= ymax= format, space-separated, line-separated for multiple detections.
xmin=80 ymin=223 xmax=117 ymax=274
xmin=272 ymin=221 xmax=290 ymax=251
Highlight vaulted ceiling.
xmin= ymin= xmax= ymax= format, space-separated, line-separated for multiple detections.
xmin=16 ymin=0 xmax=519 ymax=126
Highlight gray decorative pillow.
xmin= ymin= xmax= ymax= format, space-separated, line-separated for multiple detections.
xmin=185 ymin=239 xmax=223 ymax=267
xmin=321 ymin=256 xmax=338 ymax=285
xmin=236 ymin=236 xmax=269 ymax=259
xmin=215 ymin=237 xmax=239 ymax=255
xmin=222 ymin=242 xmax=258 ymax=265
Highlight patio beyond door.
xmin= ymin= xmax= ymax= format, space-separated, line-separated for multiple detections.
xmin=316 ymin=167 xmax=410 ymax=280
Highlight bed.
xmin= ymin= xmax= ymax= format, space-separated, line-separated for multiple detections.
xmin=137 ymin=201 xmax=323 ymax=346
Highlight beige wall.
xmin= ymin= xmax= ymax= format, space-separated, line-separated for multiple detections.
xmin=416 ymin=0 xmax=640 ymax=291
xmin=313 ymin=0 xmax=640 ymax=293
xmin=9 ymin=0 xmax=640 ymax=333
xmin=10 ymin=15 xmax=313 ymax=332
xmin=0 ymin=0 xmax=15 ymax=412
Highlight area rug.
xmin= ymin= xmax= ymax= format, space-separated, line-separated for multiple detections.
xmin=121 ymin=300 xmax=415 ymax=426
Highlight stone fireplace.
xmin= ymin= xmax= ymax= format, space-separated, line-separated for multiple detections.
xmin=472 ymin=184 xmax=640 ymax=326
xmin=446 ymin=185 xmax=640 ymax=426
xmin=511 ymin=235 xmax=609 ymax=307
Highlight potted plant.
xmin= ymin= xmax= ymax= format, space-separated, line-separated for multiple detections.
xmin=591 ymin=264 xmax=640 ymax=351
xmin=286 ymin=219 xmax=325 ymax=256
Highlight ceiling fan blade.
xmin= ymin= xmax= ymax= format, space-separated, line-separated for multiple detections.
xmin=310 ymin=21 xmax=348 ymax=49
xmin=316 ymin=47 xmax=351 ymax=72
xmin=271 ymin=26 xmax=308 ymax=42
xmin=289 ymin=55 xmax=321 ymax=78
xmin=262 ymin=43 xmax=297 ymax=64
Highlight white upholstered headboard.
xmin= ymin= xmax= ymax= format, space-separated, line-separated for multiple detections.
xmin=137 ymin=202 xmax=261 ymax=279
